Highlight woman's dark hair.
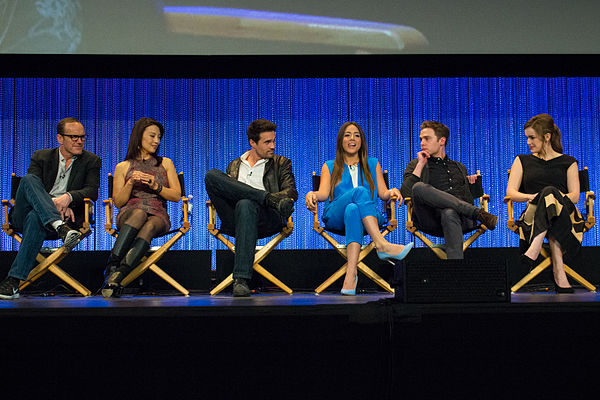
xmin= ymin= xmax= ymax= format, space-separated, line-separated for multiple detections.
xmin=524 ymin=113 xmax=563 ymax=154
xmin=124 ymin=117 xmax=164 ymax=166
xmin=329 ymin=122 xmax=375 ymax=201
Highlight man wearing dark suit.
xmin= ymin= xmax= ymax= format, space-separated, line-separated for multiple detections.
xmin=0 ymin=117 xmax=101 ymax=299
xmin=205 ymin=119 xmax=298 ymax=297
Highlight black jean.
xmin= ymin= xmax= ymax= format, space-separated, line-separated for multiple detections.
xmin=205 ymin=169 xmax=283 ymax=279
xmin=411 ymin=182 xmax=478 ymax=259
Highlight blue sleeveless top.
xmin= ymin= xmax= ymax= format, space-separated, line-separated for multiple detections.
xmin=322 ymin=157 xmax=386 ymax=226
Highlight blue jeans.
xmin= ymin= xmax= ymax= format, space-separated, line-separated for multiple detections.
xmin=8 ymin=174 xmax=62 ymax=280
xmin=322 ymin=186 xmax=385 ymax=245
xmin=205 ymin=169 xmax=282 ymax=280
xmin=411 ymin=182 xmax=478 ymax=259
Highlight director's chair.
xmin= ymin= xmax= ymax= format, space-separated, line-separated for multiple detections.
xmin=207 ymin=201 xmax=294 ymax=295
xmin=104 ymin=172 xmax=191 ymax=296
xmin=404 ymin=171 xmax=491 ymax=260
xmin=2 ymin=173 xmax=93 ymax=296
xmin=312 ymin=171 xmax=397 ymax=294
xmin=505 ymin=167 xmax=596 ymax=293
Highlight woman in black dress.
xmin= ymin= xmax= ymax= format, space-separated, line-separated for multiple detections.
xmin=506 ymin=113 xmax=583 ymax=292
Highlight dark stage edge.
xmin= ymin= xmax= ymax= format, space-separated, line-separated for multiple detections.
xmin=2 ymin=292 xmax=600 ymax=398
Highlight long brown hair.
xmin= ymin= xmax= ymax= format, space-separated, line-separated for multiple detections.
xmin=329 ymin=122 xmax=375 ymax=201
xmin=524 ymin=113 xmax=563 ymax=155
xmin=124 ymin=117 xmax=164 ymax=166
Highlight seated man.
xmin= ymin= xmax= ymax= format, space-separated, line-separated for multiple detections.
xmin=400 ymin=120 xmax=497 ymax=259
xmin=0 ymin=117 xmax=101 ymax=299
xmin=205 ymin=119 xmax=298 ymax=297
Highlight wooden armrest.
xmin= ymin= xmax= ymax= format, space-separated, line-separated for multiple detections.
xmin=585 ymin=191 xmax=594 ymax=222
xmin=388 ymin=198 xmax=396 ymax=221
xmin=82 ymin=198 xmax=94 ymax=226
xmin=207 ymin=200 xmax=217 ymax=228
xmin=181 ymin=196 xmax=190 ymax=224
xmin=504 ymin=196 xmax=519 ymax=233
xmin=104 ymin=198 xmax=114 ymax=232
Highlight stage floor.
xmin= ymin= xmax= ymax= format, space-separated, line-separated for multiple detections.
xmin=1 ymin=290 xmax=599 ymax=316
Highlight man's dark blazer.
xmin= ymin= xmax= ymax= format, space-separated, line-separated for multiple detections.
xmin=27 ymin=147 xmax=101 ymax=228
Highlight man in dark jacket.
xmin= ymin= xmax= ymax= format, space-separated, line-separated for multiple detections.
xmin=400 ymin=121 xmax=497 ymax=259
xmin=0 ymin=117 xmax=101 ymax=299
xmin=205 ymin=119 xmax=298 ymax=296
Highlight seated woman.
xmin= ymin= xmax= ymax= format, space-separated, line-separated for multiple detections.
xmin=305 ymin=121 xmax=413 ymax=295
xmin=103 ymin=117 xmax=181 ymax=297
xmin=506 ymin=113 xmax=583 ymax=293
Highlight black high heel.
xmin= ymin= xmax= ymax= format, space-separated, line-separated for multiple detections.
xmin=554 ymin=281 xmax=574 ymax=294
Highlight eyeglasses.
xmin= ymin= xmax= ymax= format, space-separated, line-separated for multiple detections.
xmin=60 ymin=133 xmax=86 ymax=142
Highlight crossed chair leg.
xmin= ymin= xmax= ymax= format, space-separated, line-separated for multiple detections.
xmin=511 ymin=248 xmax=597 ymax=293
xmin=209 ymin=230 xmax=293 ymax=296
xmin=117 ymin=230 xmax=190 ymax=296
xmin=314 ymin=241 xmax=395 ymax=294
xmin=17 ymin=230 xmax=93 ymax=297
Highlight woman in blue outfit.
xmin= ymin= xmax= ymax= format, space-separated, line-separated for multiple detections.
xmin=306 ymin=122 xmax=414 ymax=295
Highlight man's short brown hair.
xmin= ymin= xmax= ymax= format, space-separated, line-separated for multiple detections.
xmin=57 ymin=117 xmax=82 ymax=136
xmin=420 ymin=120 xmax=449 ymax=143
xmin=247 ymin=119 xmax=277 ymax=143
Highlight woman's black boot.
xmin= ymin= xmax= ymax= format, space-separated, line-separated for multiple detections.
xmin=103 ymin=237 xmax=150 ymax=298
xmin=102 ymin=224 xmax=139 ymax=288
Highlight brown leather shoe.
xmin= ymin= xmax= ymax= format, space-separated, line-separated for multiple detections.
xmin=476 ymin=209 xmax=498 ymax=230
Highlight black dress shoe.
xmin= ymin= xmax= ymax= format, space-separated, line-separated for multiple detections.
xmin=554 ymin=282 xmax=575 ymax=294
xmin=265 ymin=193 xmax=294 ymax=220
xmin=233 ymin=278 xmax=251 ymax=297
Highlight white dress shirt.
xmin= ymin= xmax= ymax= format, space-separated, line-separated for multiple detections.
xmin=237 ymin=151 xmax=267 ymax=191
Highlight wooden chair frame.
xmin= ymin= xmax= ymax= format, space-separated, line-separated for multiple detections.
xmin=404 ymin=170 xmax=490 ymax=260
xmin=505 ymin=167 xmax=596 ymax=293
xmin=312 ymin=171 xmax=397 ymax=294
xmin=207 ymin=201 xmax=294 ymax=295
xmin=104 ymin=172 xmax=191 ymax=296
xmin=1 ymin=173 xmax=93 ymax=296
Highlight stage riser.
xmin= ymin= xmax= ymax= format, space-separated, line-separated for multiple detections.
xmin=1 ymin=247 xmax=599 ymax=294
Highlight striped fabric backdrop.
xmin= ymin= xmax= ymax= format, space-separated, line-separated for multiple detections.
xmin=1 ymin=77 xmax=598 ymax=252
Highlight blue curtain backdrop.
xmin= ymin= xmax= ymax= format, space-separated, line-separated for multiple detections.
xmin=1 ymin=77 xmax=598 ymax=253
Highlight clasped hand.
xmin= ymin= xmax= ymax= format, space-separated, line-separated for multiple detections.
xmin=53 ymin=193 xmax=74 ymax=222
xmin=130 ymin=170 xmax=158 ymax=190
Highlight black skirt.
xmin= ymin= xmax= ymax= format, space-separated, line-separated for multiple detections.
xmin=517 ymin=186 xmax=584 ymax=254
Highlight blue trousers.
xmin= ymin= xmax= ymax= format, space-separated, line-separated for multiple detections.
xmin=8 ymin=174 xmax=62 ymax=280
xmin=322 ymin=186 xmax=384 ymax=245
